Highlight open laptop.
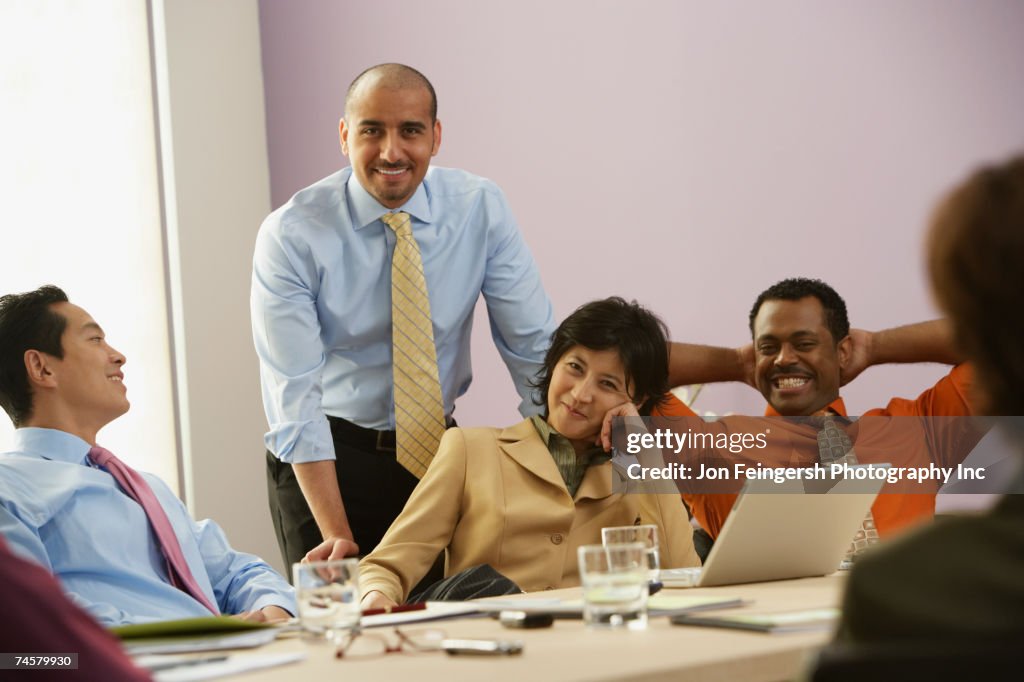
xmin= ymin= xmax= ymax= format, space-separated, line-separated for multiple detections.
xmin=662 ymin=464 xmax=886 ymax=587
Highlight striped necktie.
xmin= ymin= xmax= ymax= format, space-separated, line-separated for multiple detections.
xmin=88 ymin=446 xmax=219 ymax=614
xmin=816 ymin=416 xmax=880 ymax=560
xmin=381 ymin=211 xmax=446 ymax=478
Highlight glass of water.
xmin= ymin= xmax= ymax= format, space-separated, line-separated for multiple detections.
xmin=602 ymin=524 xmax=660 ymax=582
xmin=577 ymin=542 xmax=649 ymax=630
xmin=293 ymin=559 xmax=361 ymax=641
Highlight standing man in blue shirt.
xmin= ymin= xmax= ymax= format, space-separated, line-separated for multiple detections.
xmin=0 ymin=286 xmax=295 ymax=626
xmin=252 ymin=63 xmax=555 ymax=569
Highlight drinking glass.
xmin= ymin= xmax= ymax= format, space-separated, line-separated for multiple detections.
xmin=293 ymin=559 xmax=361 ymax=641
xmin=602 ymin=524 xmax=660 ymax=582
xmin=577 ymin=542 xmax=649 ymax=630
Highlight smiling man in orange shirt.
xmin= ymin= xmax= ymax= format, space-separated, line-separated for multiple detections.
xmin=659 ymin=277 xmax=975 ymax=544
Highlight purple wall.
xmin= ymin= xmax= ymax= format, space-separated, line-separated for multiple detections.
xmin=258 ymin=0 xmax=1024 ymax=426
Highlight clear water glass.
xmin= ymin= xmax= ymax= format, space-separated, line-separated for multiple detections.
xmin=293 ymin=558 xmax=361 ymax=641
xmin=578 ymin=542 xmax=649 ymax=630
xmin=602 ymin=524 xmax=660 ymax=582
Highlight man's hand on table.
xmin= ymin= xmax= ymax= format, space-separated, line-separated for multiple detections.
xmin=304 ymin=536 xmax=360 ymax=563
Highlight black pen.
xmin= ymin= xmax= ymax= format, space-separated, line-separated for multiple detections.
xmin=145 ymin=655 xmax=229 ymax=672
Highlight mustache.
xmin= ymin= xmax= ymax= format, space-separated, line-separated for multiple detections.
xmin=769 ymin=367 xmax=812 ymax=380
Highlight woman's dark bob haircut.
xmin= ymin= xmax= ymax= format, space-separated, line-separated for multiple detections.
xmin=532 ymin=297 xmax=670 ymax=415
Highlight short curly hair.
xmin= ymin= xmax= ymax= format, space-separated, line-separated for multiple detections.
xmin=748 ymin=277 xmax=850 ymax=345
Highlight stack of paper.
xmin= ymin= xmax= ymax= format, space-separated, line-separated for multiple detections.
xmin=112 ymin=617 xmax=279 ymax=655
xmin=135 ymin=652 xmax=306 ymax=681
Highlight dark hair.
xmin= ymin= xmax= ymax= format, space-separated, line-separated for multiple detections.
xmin=928 ymin=155 xmax=1024 ymax=419
xmin=0 ymin=285 xmax=70 ymax=426
xmin=345 ymin=63 xmax=438 ymax=122
xmin=748 ymin=277 xmax=850 ymax=344
xmin=532 ymin=297 xmax=669 ymax=415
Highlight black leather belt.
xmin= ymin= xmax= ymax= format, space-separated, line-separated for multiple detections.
xmin=328 ymin=416 xmax=397 ymax=452
xmin=328 ymin=416 xmax=456 ymax=454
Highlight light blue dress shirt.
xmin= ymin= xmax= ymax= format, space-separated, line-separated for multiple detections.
xmin=0 ymin=428 xmax=296 ymax=626
xmin=251 ymin=166 xmax=555 ymax=464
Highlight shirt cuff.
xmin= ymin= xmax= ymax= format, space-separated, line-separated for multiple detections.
xmin=265 ymin=418 xmax=336 ymax=464
xmin=247 ymin=593 xmax=298 ymax=617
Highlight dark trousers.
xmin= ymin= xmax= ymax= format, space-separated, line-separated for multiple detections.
xmin=266 ymin=416 xmax=444 ymax=586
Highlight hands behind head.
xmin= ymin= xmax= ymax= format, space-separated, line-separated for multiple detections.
xmin=737 ymin=343 xmax=756 ymax=388
xmin=303 ymin=536 xmax=360 ymax=563
xmin=839 ymin=329 xmax=872 ymax=385
xmin=598 ymin=401 xmax=642 ymax=452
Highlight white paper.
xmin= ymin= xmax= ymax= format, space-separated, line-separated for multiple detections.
xmin=360 ymin=601 xmax=481 ymax=628
xmin=149 ymin=652 xmax=306 ymax=681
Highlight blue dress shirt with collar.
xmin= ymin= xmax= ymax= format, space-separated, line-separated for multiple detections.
xmin=251 ymin=166 xmax=555 ymax=464
xmin=0 ymin=428 xmax=296 ymax=626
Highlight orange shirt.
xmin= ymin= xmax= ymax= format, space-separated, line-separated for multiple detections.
xmin=656 ymin=364 xmax=975 ymax=539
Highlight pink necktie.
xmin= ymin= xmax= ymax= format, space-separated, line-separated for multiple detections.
xmin=88 ymin=446 xmax=219 ymax=615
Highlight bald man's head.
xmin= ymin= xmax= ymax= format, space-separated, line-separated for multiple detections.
xmin=345 ymin=63 xmax=437 ymax=122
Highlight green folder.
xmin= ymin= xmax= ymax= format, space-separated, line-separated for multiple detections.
xmin=111 ymin=615 xmax=275 ymax=640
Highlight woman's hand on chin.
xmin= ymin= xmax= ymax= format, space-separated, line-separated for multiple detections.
xmin=598 ymin=401 xmax=641 ymax=451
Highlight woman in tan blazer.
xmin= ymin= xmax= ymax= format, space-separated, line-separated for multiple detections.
xmin=360 ymin=298 xmax=700 ymax=607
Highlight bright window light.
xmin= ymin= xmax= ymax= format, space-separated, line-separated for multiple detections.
xmin=0 ymin=1 xmax=179 ymax=491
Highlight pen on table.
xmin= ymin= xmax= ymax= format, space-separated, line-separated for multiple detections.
xmin=145 ymin=655 xmax=228 ymax=672
xmin=361 ymin=602 xmax=428 ymax=617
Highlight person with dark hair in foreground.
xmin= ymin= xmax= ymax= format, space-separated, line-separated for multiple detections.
xmin=359 ymin=298 xmax=699 ymax=610
xmin=835 ymin=155 xmax=1024 ymax=642
xmin=0 ymin=286 xmax=295 ymax=626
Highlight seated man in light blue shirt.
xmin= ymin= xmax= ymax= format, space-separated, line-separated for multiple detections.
xmin=252 ymin=62 xmax=555 ymax=569
xmin=0 ymin=285 xmax=296 ymax=626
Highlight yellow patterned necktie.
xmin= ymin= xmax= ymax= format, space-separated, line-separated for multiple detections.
xmin=381 ymin=211 xmax=446 ymax=478
xmin=816 ymin=415 xmax=880 ymax=561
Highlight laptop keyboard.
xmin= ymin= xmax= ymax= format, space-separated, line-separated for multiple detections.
xmin=660 ymin=567 xmax=703 ymax=588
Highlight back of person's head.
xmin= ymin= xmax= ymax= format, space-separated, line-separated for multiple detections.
xmin=748 ymin=277 xmax=850 ymax=344
xmin=0 ymin=285 xmax=69 ymax=427
xmin=928 ymin=154 xmax=1024 ymax=424
xmin=534 ymin=297 xmax=669 ymax=415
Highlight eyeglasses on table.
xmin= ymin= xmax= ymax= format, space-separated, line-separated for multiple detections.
xmin=334 ymin=627 xmax=446 ymax=659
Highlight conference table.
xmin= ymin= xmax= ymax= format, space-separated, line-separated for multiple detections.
xmin=217 ymin=574 xmax=845 ymax=682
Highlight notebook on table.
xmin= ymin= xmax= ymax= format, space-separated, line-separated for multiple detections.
xmin=671 ymin=607 xmax=840 ymax=633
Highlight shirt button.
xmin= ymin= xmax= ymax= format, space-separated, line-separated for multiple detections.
xmin=550 ymin=533 xmax=564 ymax=545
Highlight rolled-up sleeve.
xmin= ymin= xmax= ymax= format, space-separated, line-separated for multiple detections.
xmin=251 ymin=217 xmax=335 ymax=464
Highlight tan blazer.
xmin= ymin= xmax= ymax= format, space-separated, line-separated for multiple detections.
xmin=360 ymin=419 xmax=701 ymax=603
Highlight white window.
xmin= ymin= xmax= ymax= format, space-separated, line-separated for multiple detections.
xmin=0 ymin=1 xmax=179 ymax=490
